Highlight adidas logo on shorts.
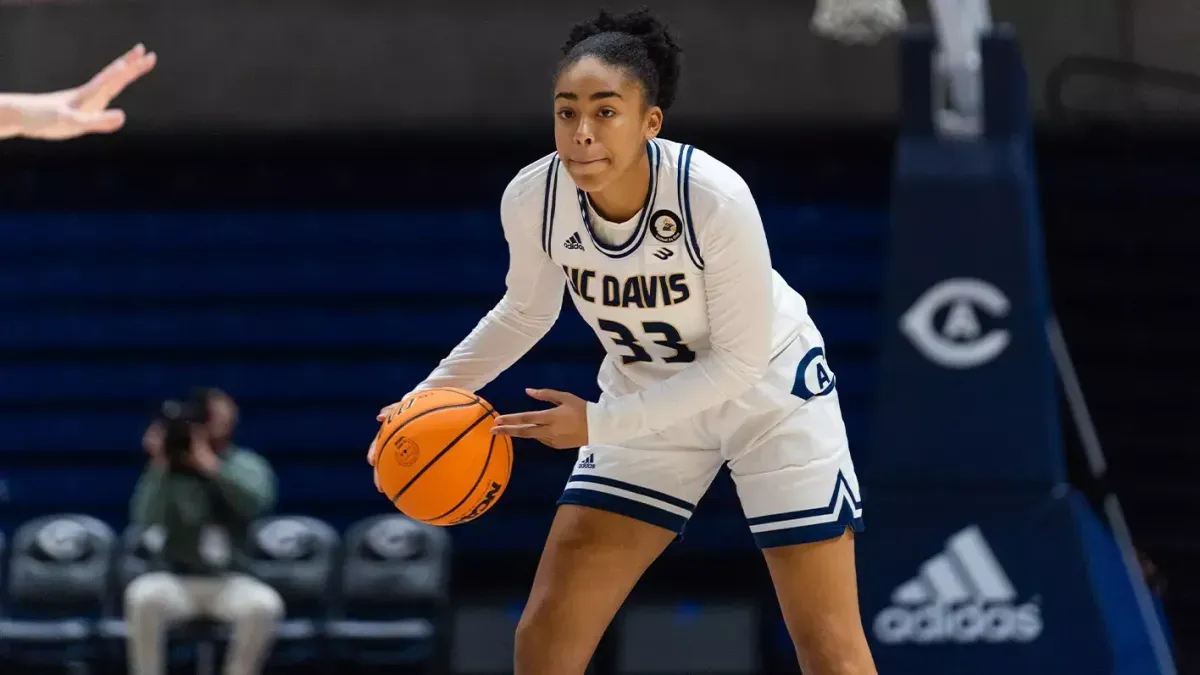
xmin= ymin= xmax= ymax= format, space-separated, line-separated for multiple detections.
xmin=576 ymin=453 xmax=596 ymax=470
xmin=564 ymin=232 xmax=585 ymax=251
xmin=873 ymin=525 xmax=1043 ymax=644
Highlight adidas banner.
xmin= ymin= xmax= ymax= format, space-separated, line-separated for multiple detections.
xmin=858 ymin=490 xmax=1166 ymax=674
xmin=872 ymin=29 xmax=1063 ymax=487
xmin=862 ymin=29 xmax=1174 ymax=675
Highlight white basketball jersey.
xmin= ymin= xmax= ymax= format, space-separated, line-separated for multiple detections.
xmin=416 ymin=138 xmax=818 ymax=444
xmin=538 ymin=139 xmax=810 ymax=396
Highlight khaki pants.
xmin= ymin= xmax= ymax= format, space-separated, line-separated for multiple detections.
xmin=124 ymin=571 xmax=285 ymax=675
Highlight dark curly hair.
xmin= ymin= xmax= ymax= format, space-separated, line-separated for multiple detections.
xmin=558 ymin=7 xmax=683 ymax=113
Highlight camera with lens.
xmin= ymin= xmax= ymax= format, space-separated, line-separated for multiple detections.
xmin=156 ymin=389 xmax=211 ymax=467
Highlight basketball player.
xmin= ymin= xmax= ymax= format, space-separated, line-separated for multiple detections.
xmin=0 ymin=44 xmax=156 ymax=141
xmin=368 ymin=9 xmax=874 ymax=674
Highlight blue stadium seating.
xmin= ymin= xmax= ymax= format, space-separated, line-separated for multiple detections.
xmin=0 ymin=206 xmax=883 ymax=252
xmin=0 ymin=204 xmax=886 ymax=559
xmin=0 ymin=515 xmax=115 ymax=668
xmin=0 ymin=305 xmax=878 ymax=350
xmin=2 ymin=359 xmax=875 ymax=401
xmin=0 ymin=203 xmax=885 ymax=671
xmin=0 ymin=514 xmax=447 ymax=672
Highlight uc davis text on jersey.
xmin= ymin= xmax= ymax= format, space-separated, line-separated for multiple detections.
xmin=562 ymin=266 xmax=692 ymax=309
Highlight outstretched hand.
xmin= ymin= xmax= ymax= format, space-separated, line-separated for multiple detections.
xmin=1 ymin=43 xmax=157 ymax=140
xmin=492 ymin=388 xmax=589 ymax=450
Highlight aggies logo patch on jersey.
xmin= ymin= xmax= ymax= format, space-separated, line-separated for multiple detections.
xmin=649 ymin=209 xmax=683 ymax=243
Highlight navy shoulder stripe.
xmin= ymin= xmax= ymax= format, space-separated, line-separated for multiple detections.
xmin=679 ymin=145 xmax=704 ymax=270
xmin=540 ymin=157 xmax=561 ymax=255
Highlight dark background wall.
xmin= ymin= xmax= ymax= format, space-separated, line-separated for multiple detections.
xmin=4 ymin=0 xmax=1200 ymax=130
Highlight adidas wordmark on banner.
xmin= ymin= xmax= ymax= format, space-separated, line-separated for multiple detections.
xmin=873 ymin=525 xmax=1043 ymax=644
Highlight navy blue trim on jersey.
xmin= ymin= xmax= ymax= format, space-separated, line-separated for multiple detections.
xmin=575 ymin=140 xmax=661 ymax=259
xmin=558 ymin=488 xmax=689 ymax=534
xmin=557 ymin=471 xmax=694 ymax=534
xmin=678 ymin=144 xmax=704 ymax=270
xmin=540 ymin=157 xmax=562 ymax=256
xmin=565 ymin=474 xmax=697 ymax=511
xmin=752 ymin=515 xmax=865 ymax=549
xmin=747 ymin=470 xmax=864 ymax=548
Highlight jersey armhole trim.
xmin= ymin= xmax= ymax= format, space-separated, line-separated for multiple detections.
xmin=540 ymin=156 xmax=562 ymax=261
xmin=678 ymin=144 xmax=705 ymax=270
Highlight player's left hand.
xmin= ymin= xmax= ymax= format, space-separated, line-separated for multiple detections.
xmin=492 ymin=388 xmax=589 ymax=450
xmin=368 ymin=394 xmax=416 ymax=493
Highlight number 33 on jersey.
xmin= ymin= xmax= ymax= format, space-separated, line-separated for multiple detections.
xmin=546 ymin=141 xmax=710 ymax=380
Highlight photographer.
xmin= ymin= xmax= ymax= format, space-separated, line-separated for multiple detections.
xmin=124 ymin=388 xmax=283 ymax=675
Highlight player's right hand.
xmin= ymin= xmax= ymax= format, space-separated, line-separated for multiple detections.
xmin=367 ymin=401 xmax=401 ymax=463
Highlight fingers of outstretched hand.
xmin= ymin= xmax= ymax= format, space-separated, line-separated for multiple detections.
xmin=20 ymin=107 xmax=125 ymax=140
xmin=492 ymin=408 xmax=552 ymax=429
xmin=491 ymin=422 xmax=542 ymax=437
xmin=76 ymin=44 xmax=157 ymax=111
xmin=70 ymin=108 xmax=125 ymax=133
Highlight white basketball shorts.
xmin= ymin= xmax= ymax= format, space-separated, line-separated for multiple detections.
xmin=558 ymin=323 xmax=864 ymax=548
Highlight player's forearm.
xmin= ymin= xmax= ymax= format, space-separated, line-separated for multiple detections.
xmin=586 ymin=347 xmax=769 ymax=445
xmin=418 ymin=295 xmax=560 ymax=392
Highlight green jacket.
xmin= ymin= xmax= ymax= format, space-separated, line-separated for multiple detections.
xmin=130 ymin=448 xmax=276 ymax=575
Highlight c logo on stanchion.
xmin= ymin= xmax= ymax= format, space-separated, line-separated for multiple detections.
xmin=900 ymin=278 xmax=1011 ymax=369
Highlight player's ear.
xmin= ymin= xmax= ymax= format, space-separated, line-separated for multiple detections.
xmin=643 ymin=105 xmax=663 ymax=140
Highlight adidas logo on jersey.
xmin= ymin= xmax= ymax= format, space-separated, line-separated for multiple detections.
xmin=564 ymin=233 xmax=585 ymax=251
xmin=873 ymin=525 xmax=1043 ymax=645
xmin=576 ymin=453 xmax=596 ymax=469
xmin=652 ymin=247 xmax=674 ymax=260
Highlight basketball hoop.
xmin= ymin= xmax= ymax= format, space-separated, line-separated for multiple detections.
xmin=811 ymin=0 xmax=908 ymax=45
xmin=929 ymin=0 xmax=993 ymax=138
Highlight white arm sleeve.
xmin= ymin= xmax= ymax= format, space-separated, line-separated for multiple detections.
xmin=416 ymin=176 xmax=565 ymax=393
xmin=585 ymin=186 xmax=775 ymax=445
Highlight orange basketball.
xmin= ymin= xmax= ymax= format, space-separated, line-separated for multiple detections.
xmin=373 ymin=387 xmax=512 ymax=526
